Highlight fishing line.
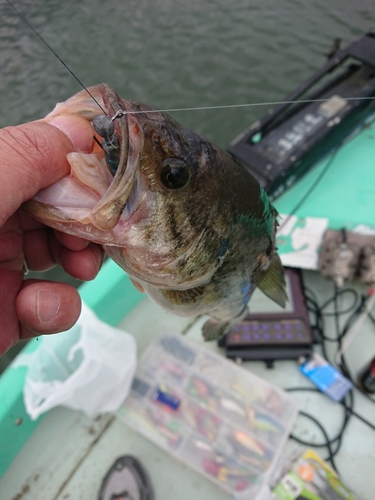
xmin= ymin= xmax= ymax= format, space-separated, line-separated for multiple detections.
xmin=101 ymin=97 xmax=375 ymax=116
xmin=4 ymin=0 xmax=375 ymax=117
xmin=5 ymin=0 xmax=375 ymax=225
xmin=4 ymin=0 xmax=108 ymax=115
xmin=6 ymin=1 xmax=375 ymax=267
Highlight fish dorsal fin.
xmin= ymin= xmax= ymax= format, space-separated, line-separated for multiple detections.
xmin=255 ymin=253 xmax=287 ymax=308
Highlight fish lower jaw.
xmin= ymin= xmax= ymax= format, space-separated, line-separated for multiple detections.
xmin=107 ymin=251 xmax=215 ymax=291
xmin=130 ymin=273 xmax=213 ymax=291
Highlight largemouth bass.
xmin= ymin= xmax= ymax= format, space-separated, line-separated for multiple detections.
xmin=23 ymin=84 xmax=287 ymax=340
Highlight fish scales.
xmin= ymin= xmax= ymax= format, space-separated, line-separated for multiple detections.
xmin=23 ymin=83 xmax=287 ymax=340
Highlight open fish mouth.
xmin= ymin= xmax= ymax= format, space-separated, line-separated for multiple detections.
xmin=23 ymin=84 xmax=214 ymax=288
xmin=42 ymin=84 xmax=144 ymax=233
xmin=23 ymin=83 xmax=234 ymax=292
xmin=89 ymin=85 xmax=146 ymax=232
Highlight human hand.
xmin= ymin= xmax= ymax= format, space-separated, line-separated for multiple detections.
xmin=0 ymin=114 xmax=104 ymax=355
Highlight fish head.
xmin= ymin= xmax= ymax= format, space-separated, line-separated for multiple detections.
xmin=24 ymin=84 xmax=233 ymax=289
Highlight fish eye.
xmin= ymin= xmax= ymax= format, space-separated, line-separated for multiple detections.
xmin=161 ymin=159 xmax=191 ymax=189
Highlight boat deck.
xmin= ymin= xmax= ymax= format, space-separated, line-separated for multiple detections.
xmin=0 ymin=264 xmax=374 ymax=500
xmin=1 ymin=118 xmax=375 ymax=500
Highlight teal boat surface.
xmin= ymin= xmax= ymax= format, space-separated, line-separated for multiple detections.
xmin=0 ymin=115 xmax=374 ymax=500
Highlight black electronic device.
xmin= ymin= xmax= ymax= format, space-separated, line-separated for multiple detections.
xmin=220 ymin=268 xmax=314 ymax=365
xmin=227 ymin=32 xmax=375 ymax=201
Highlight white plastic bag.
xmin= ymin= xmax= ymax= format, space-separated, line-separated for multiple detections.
xmin=13 ymin=302 xmax=136 ymax=420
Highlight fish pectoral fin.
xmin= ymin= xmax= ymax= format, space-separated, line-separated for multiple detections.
xmin=255 ymin=253 xmax=287 ymax=308
xmin=202 ymin=319 xmax=231 ymax=341
xmin=202 ymin=306 xmax=249 ymax=341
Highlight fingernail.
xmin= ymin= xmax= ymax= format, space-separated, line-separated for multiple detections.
xmin=48 ymin=114 xmax=94 ymax=152
xmin=37 ymin=291 xmax=61 ymax=323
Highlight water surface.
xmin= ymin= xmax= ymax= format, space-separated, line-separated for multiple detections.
xmin=1 ymin=0 xmax=374 ymax=147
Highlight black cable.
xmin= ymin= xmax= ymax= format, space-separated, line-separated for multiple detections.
xmin=286 ymin=384 xmax=375 ymax=470
xmin=291 ymin=280 xmax=375 ymax=477
xmin=304 ymin=286 xmax=362 ymax=377
xmin=278 ymin=147 xmax=340 ymax=232
xmin=289 ymin=409 xmax=338 ymax=473
xmin=338 ymin=294 xmax=367 ymax=343
xmin=342 ymin=404 xmax=375 ymax=431
xmin=335 ymin=294 xmax=375 ymax=404
xmin=278 ymin=105 xmax=375 ymax=230
xmin=333 ymin=284 xmax=341 ymax=346
xmin=304 ymin=286 xmax=320 ymax=305
xmin=290 ymin=282 xmax=367 ymax=461
xmin=304 ymin=286 xmax=331 ymax=359
xmin=278 ymin=114 xmax=375 ymax=477
xmin=332 ymin=287 xmax=354 ymax=384
xmin=285 ymin=387 xmax=355 ymax=473
xmin=332 ymin=389 xmax=353 ymax=458
xmin=351 ymin=378 xmax=375 ymax=405
xmin=319 ymin=289 xmax=359 ymax=318
xmin=286 ymin=388 xmax=355 ymax=441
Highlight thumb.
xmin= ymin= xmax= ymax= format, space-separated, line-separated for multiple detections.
xmin=0 ymin=114 xmax=94 ymax=226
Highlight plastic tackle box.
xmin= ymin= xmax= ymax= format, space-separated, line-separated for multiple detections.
xmin=118 ymin=334 xmax=299 ymax=498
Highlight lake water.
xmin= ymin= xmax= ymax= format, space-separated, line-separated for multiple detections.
xmin=1 ymin=0 xmax=374 ymax=148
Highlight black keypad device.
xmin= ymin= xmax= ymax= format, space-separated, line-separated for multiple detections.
xmin=221 ymin=268 xmax=314 ymax=365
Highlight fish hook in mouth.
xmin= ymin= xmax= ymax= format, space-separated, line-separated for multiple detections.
xmin=89 ymin=85 xmax=141 ymax=231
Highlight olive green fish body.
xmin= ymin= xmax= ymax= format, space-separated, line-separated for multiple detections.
xmin=23 ymin=84 xmax=286 ymax=340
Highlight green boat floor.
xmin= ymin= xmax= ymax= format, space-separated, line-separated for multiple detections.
xmin=0 ymin=270 xmax=374 ymax=500
xmin=1 ymin=120 xmax=375 ymax=499
xmin=274 ymin=119 xmax=375 ymax=230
